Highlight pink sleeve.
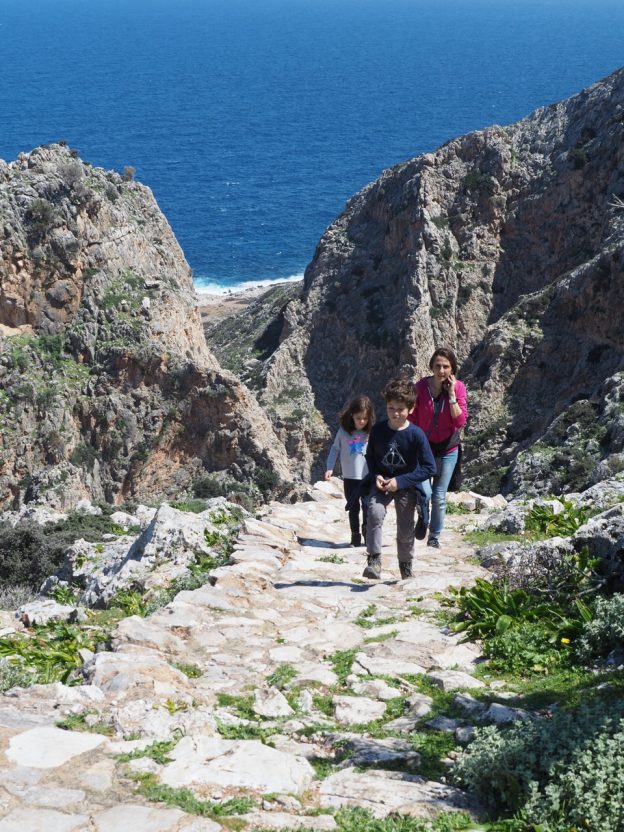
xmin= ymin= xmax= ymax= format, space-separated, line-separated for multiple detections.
xmin=453 ymin=380 xmax=468 ymax=429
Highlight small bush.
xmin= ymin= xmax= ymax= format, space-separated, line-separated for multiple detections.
xmin=122 ymin=165 xmax=136 ymax=181
xmin=567 ymin=147 xmax=588 ymax=169
xmin=575 ymin=593 xmax=624 ymax=663
xmin=452 ymin=697 xmax=624 ymax=820
xmin=27 ymin=198 xmax=56 ymax=231
xmin=462 ymin=169 xmax=496 ymax=195
xmin=70 ymin=442 xmax=98 ymax=471
xmin=253 ymin=465 xmax=280 ymax=497
xmin=193 ymin=475 xmax=226 ymax=499
xmin=484 ymin=621 xmax=567 ymax=675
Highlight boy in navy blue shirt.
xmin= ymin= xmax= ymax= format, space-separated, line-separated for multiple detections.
xmin=363 ymin=377 xmax=436 ymax=579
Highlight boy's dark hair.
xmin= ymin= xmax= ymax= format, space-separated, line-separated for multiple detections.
xmin=382 ymin=377 xmax=416 ymax=410
xmin=429 ymin=347 xmax=458 ymax=375
xmin=339 ymin=395 xmax=375 ymax=432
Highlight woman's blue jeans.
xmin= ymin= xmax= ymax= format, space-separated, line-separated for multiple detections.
xmin=420 ymin=447 xmax=458 ymax=540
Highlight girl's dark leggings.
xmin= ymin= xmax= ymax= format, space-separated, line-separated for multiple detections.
xmin=343 ymin=478 xmax=367 ymax=535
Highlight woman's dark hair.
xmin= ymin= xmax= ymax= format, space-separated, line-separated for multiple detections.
xmin=339 ymin=395 xmax=375 ymax=432
xmin=429 ymin=347 xmax=458 ymax=375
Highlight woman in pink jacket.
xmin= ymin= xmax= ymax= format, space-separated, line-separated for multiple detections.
xmin=408 ymin=347 xmax=468 ymax=548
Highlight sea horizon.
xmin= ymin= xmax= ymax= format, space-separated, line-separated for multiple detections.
xmin=1 ymin=0 xmax=624 ymax=292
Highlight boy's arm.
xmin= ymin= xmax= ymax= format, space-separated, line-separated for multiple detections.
xmin=364 ymin=426 xmax=380 ymax=480
xmin=395 ymin=430 xmax=436 ymax=489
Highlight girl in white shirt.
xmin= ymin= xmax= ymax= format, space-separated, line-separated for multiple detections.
xmin=325 ymin=395 xmax=375 ymax=546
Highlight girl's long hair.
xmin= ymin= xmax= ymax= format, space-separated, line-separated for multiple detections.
xmin=339 ymin=395 xmax=375 ymax=433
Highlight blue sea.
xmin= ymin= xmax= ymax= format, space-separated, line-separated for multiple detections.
xmin=1 ymin=0 xmax=623 ymax=292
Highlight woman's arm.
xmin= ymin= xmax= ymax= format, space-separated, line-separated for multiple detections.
xmin=448 ymin=380 xmax=468 ymax=428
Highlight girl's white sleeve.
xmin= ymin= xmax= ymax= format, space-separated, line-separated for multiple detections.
xmin=326 ymin=429 xmax=342 ymax=470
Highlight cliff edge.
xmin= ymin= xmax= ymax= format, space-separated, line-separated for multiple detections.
xmin=0 ymin=144 xmax=291 ymax=509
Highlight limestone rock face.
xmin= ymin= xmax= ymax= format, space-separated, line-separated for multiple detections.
xmin=205 ymin=68 xmax=624 ymax=490
xmin=0 ymin=144 xmax=290 ymax=508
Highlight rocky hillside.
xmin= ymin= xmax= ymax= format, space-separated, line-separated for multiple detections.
xmin=206 ymin=68 xmax=624 ymax=492
xmin=0 ymin=144 xmax=291 ymax=510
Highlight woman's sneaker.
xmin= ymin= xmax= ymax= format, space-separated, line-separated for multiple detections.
xmin=363 ymin=555 xmax=381 ymax=579
xmin=427 ymin=537 xmax=440 ymax=548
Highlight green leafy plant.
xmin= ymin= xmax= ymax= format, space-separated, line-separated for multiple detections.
xmin=0 ymin=621 xmax=108 ymax=684
xmin=317 ymin=554 xmax=347 ymax=564
xmin=525 ymin=500 xmax=590 ymax=538
xmin=108 ymin=589 xmax=147 ymax=617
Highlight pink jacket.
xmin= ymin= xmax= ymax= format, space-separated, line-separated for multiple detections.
xmin=408 ymin=377 xmax=468 ymax=447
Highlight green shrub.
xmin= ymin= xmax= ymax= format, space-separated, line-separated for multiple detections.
xmin=0 ymin=512 xmax=135 ymax=592
xmin=484 ymin=621 xmax=567 ymax=675
xmin=253 ymin=465 xmax=280 ymax=497
xmin=567 ymin=147 xmax=588 ymax=169
xmin=452 ymin=697 xmax=624 ymax=821
xmin=0 ymin=661 xmax=35 ymax=692
xmin=522 ymin=721 xmax=624 ymax=831
xmin=0 ymin=523 xmax=66 ymax=591
xmin=193 ymin=475 xmax=226 ymax=499
xmin=27 ymin=198 xmax=56 ymax=231
xmin=70 ymin=442 xmax=98 ymax=471
xmin=575 ymin=593 xmax=624 ymax=663
xmin=462 ymin=169 xmax=496 ymax=195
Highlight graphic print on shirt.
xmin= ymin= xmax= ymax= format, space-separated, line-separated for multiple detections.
xmin=381 ymin=439 xmax=406 ymax=472
xmin=347 ymin=434 xmax=367 ymax=456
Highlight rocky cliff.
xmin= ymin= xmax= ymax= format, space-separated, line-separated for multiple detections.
xmin=206 ymin=68 xmax=624 ymax=492
xmin=0 ymin=144 xmax=291 ymax=509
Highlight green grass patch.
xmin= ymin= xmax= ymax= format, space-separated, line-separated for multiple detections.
xmin=463 ymin=529 xmax=525 ymax=547
xmin=266 ymin=663 xmax=298 ymax=689
xmin=172 ymin=662 xmax=202 ymax=678
xmin=117 ymin=737 xmax=181 ymax=765
xmin=363 ymin=629 xmax=399 ymax=644
xmin=56 ymin=711 xmax=113 ymax=736
xmin=354 ymin=604 xmax=400 ymax=630
xmin=131 ymin=772 xmax=254 ymax=824
xmin=328 ymin=648 xmax=358 ymax=684
xmin=216 ymin=693 xmax=256 ymax=720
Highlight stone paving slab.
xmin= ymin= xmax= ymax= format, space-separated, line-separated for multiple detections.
xmin=0 ymin=483 xmax=490 ymax=828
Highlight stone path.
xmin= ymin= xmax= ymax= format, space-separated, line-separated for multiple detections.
xmin=0 ymin=480 xmax=491 ymax=831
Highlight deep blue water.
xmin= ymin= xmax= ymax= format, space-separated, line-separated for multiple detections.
xmin=1 ymin=0 xmax=623 ymax=291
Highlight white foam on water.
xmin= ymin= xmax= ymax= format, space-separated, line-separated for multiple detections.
xmin=194 ymin=273 xmax=304 ymax=297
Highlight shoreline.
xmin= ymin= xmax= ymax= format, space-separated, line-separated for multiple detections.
xmin=198 ymin=278 xmax=303 ymax=323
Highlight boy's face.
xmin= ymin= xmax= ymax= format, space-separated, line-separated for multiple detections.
xmin=386 ymin=399 xmax=410 ymax=430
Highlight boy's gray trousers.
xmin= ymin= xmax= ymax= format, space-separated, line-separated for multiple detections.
xmin=366 ymin=487 xmax=416 ymax=563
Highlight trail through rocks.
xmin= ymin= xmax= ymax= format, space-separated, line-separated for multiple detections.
xmin=0 ymin=481 xmax=491 ymax=831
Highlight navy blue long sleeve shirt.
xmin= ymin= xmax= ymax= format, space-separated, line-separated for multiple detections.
xmin=365 ymin=419 xmax=436 ymax=489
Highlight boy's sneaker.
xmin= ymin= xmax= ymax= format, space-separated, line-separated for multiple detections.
xmin=363 ymin=555 xmax=381 ymax=579
xmin=427 ymin=537 xmax=440 ymax=548
xmin=399 ymin=561 xmax=413 ymax=579
xmin=350 ymin=532 xmax=362 ymax=547
xmin=414 ymin=514 xmax=428 ymax=540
